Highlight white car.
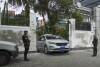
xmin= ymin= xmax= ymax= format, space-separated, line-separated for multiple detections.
xmin=36 ymin=34 xmax=70 ymax=54
xmin=0 ymin=41 xmax=19 ymax=66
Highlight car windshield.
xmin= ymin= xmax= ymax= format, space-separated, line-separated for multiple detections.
xmin=46 ymin=35 xmax=63 ymax=39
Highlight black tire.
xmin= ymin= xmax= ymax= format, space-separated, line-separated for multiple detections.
xmin=44 ymin=46 xmax=49 ymax=54
xmin=0 ymin=51 xmax=11 ymax=66
xmin=36 ymin=47 xmax=40 ymax=52
xmin=64 ymin=50 xmax=69 ymax=53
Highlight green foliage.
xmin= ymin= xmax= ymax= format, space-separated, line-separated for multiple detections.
xmin=72 ymin=11 xmax=84 ymax=22
xmin=35 ymin=0 xmax=73 ymax=39
xmin=8 ymin=0 xmax=35 ymax=26
xmin=37 ymin=0 xmax=73 ymax=34
xmin=1 ymin=14 xmax=29 ymax=26
xmin=8 ymin=0 xmax=73 ymax=38
xmin=2 ymin=1 xmax=8 ymax=25
xmin=55 ymin=27 xmax=69 ymax=40
xmin=34 ymin=0 xmax=48 ymax=14
xmin=36 ymin=23 xmax=69 ymax=40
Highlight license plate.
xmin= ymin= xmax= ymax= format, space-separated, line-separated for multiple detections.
xmin=60 ymin=46 xmax=65 ymax=49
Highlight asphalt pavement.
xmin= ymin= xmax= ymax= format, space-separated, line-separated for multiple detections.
xmin=2 ymin=48 xmax=100 ymax=67
xmin=2 ymin=37 xmax=100 ymax=67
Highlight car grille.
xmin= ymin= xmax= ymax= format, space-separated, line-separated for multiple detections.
xmin=56 ymin=43 xmax=67 ymax=46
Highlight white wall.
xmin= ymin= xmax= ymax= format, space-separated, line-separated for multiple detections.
xmin=71 ymin=31 xmax=93 ymax=48
xmin=69 ymin=19 xmax=93 ymax=48
xmin=0 ymin=13 xmax=37 ymax=51
xmin=0 ymin=25 xmax=36 ymax=51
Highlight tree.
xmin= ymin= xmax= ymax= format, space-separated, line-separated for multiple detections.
xmin=35 ymin=0 xmax=73 ymax=34
xmin=8 ymin=0 xmax=73 ymax=36
xmin=48 ymin=0 xmax=73 ymax=34
xmin=34 ymin=0 xmax=49 ymax=21
xmin=8 ymin=0 xmax=35 ymax=25
xmin=2 ymin=1 xmax=8 ymax=25
xmin=72 ymin=11 xmax=84 ymax=22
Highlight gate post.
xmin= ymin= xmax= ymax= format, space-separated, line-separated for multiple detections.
xmin=69 ymin=19 xmax=75 ymax=48
xmin=29 ymin=13 xmax=37 ymax=51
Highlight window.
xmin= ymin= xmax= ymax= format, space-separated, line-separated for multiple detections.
xmin=75 ymin=22 xmax=91 ymax=31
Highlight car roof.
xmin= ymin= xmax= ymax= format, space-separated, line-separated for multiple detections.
xmin=41 ymin=34 xmax=61 ymax=37
xmin=44 ymin=34 xmax=53 ymax=36
xmin=40 ymin=34 xmax=53 ymax=36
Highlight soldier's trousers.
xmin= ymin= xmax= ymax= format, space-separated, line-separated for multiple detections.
xmin=24 ymin=46 xmax=29 ymax=60
xmin=93 ymin=47 xmax=97 ymax=56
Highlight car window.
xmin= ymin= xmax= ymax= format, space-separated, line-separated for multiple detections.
xmin=46 ymin=35 xmax=63 ymax=39
xmin=38 ymin=36 xmax=45 ymax=41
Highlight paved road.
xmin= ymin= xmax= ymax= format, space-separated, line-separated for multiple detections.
xmin=2 ymin=49 xmax=100 ymax=67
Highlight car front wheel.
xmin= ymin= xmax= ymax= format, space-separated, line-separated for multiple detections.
xmin=64 ymin=50 xmax=69 ymax=53
xmin=0 ymin=51 xmax=11 ymax=66
xmin=44 ymin=46 xmax=49 ymax=54
xmin=36 ymin=47 xmax=41 ymax=52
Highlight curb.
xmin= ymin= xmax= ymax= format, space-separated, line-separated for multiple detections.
xmin=70 ymin=47 xmax=93 ymax=51
xmin=19 ymin=47 xmax=93 ymax=54
xmin=19 ymin=51 xmax=37 ymax=54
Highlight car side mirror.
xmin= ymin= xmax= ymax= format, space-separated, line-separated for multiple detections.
xmin=41 ymin=38 xmax=45 ymax=41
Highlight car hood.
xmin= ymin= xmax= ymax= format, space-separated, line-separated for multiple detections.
xmin=47 ymin=39 xmax=68 ymax=43
xmin=0 ymin=41 xmax=16 ymax=46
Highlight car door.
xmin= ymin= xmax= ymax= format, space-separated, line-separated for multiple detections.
xmin=37 ymin=36 xmax=45 ymax=50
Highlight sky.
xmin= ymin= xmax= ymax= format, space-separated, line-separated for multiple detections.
xmin=1 ymin=0 xmax=100 ymax=14
xmin=0 ymin=0 xmax=48 ymax=21
xmin=0 ymin=0 xmax=36 ymax=15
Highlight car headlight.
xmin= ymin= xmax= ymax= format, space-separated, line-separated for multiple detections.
xmin=50 ymin=46 xmax=54 ymax=49
xmin=48 ymin=42 xmax=55 ymax=44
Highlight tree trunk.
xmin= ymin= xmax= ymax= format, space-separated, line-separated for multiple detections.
xmin=41 ymin=12 xmax=46 ymax=34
